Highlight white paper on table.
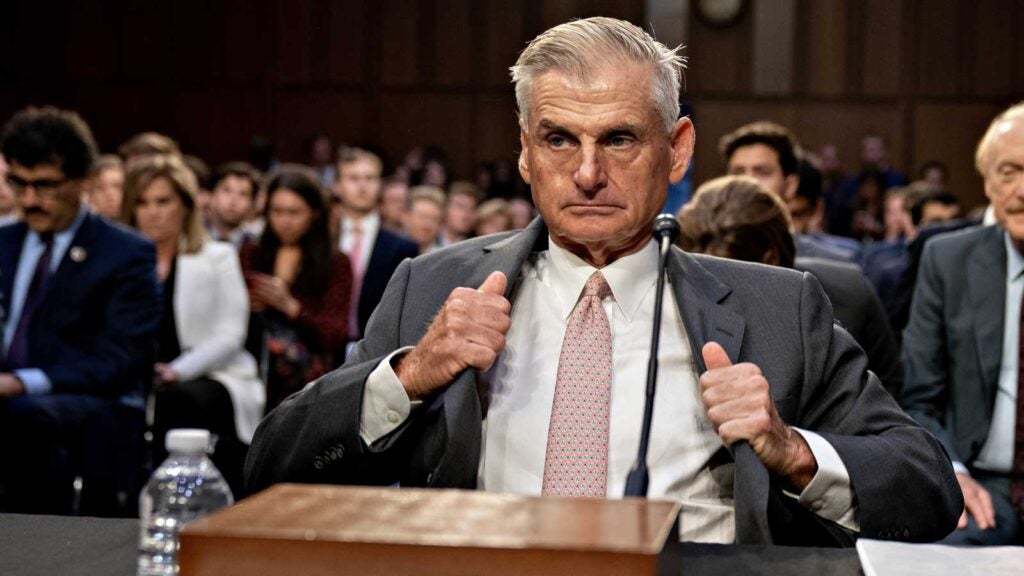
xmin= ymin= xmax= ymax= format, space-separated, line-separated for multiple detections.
xmin=856 ymin=538 xmax=1024 ymax=576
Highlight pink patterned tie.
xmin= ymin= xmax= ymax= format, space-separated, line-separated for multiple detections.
xmin=542 ymin=271 xmax=614 ymax=497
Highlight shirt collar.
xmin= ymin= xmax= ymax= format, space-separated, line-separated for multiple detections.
xmin=546 ymin=236 xmax=659 ymax=322
xmin=30 ymin=203 xmax=87 ymax=246
xmin=343 ymin=212 xmax=380 ymax=234
xmin=1004 ymin=230 xmax=1024 ymax=281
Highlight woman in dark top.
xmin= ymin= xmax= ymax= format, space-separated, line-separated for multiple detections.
xmin=240 ymin=165 xmax=352 ymax=412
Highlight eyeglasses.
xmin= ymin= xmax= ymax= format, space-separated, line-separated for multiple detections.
xmin=5 ymin=174 xmax=69 ymax=198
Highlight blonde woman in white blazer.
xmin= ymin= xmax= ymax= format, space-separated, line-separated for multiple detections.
xmin=121 ymin=154 xmax=264 ymax=497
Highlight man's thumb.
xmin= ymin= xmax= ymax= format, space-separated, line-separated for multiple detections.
xmin=478 ymin=271 xmax=507 ymax=295
xmin=702 ymin=342 xmax=733 ymax=371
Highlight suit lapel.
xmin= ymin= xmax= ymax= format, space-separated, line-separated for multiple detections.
xmin=666 ymin=248 xmax=745 ymax=371
xmin=429 ymin=219 xmax=548 ymax=488
xmin=666 ymin=248 xmax=773 ymax=543
xmin=47 ymin=213 xmax=98 ymax=300
xmin=0 ymin=224 xmax=29 ymax=326
xmin=967 ymin=227 xmax=1007 ymax=406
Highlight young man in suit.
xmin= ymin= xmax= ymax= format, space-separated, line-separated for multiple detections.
xmin=903 ymin=102 xmax=1024 ymax=545
xmin=0 ymin=107 xmax=160 ymax=515
xmin=332 ymin=148 xmax=418 ymax=342
xmin=248 ymin=17 xmax=960 ymax=545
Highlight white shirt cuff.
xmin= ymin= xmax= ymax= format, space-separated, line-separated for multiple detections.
xmin=788 ymin=427 xmax=860 ymax=532
xmin=359 ymin=347 xmax=417 ymax=446
xmin=951 ymin=461 xmax=969 ymax=476
xmin=14 ymin=368 xmax=52 ymax=395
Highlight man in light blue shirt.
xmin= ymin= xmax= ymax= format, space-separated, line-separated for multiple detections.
xmin=0 ymin=106 xmax=160 ymax=516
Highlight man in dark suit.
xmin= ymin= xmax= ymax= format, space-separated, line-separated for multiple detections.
xmin=0 ymin=107 xmax=160 ymax=515
xmin=903 ymin=102 xmax=1024 ymax=545
xmin=332 ymin=148 xmax=419 ymax=343
xmin=676 ymin=175 xmax=902 ymax=397
xmin=248 ymin=17 xmax=959 ymax=545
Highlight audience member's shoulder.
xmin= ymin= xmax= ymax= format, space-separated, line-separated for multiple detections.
xmin=686 ymin=250 xmax=803 ymax=286
xmin=0 ymin=219 xmax=27 ymax=242
xmin=922 ymin=222 xmax=989 ymax=252
xmin=92 ymin=213 xmax=154 ymax=251
xmin=794 ymin=256 xmax=862 ymax=279
xmin=201 ymin=239 xmax=238 ymax=259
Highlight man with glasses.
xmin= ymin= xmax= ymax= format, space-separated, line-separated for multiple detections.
xmin=0 ymin=106 xmax=160 ymax=515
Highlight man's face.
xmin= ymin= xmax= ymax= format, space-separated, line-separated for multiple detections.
xmin=210 ymin=174 xmax=255 ymax=228
xmin=88 ymin=166 xmax=125 ymax=220
xmin=7 ymin=162 xmax=83 ymax=233
xmin=445 ymin=193 xmax=477 ymax=236
xmin=726 ymin=144 xmax=796 ymax=200
xmin=919 ymin=201 xmax=960 ymax=226
xmin=984 ymin=120 xmax=1024 ymax=241
xmin=861 ymin=136 xmax=886 ymax=167
xmin=379 ymin=182 xmax=408 ymax=228
xmin=518 ymin=63 xmax=693 ymax=264
xmin=404 ymin=199 xmax=443 ymax=250
xmin=335 ymin=158 xmax=382 ymax=215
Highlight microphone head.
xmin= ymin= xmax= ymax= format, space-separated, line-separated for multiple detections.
xmin=652 ymin=213 xmax=680 ymax=243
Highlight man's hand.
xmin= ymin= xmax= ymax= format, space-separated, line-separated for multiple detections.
xmin=0 ymin=373 xmax=26 ymax=397
xmin=153 ymin=363 xmax=179 ymax=387
xmin=956 ymin=472 xmax=995 ymax=530
xmin=700 ymin=342 xmax=817 ymax=490
xmin=395 ymin=272 xmax=511 ymax=400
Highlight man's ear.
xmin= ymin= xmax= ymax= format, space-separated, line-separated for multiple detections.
xmin=783 ymin=173 xmax=800 ymax=200
xmin=669 ymin=118 xmax=695 ymax=184
xmin=518 ymin=124 xmax=532 ymax=185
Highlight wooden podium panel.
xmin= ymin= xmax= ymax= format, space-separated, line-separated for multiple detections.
xmin=179 ymin=483 xmax=682 ymax=576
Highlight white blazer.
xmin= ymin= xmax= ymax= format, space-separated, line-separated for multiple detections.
xmin=169 ymin=241 xmax=264 ymax=443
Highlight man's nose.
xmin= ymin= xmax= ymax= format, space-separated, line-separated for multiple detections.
xmin=574 ymin=144 xmax=607 ymax=193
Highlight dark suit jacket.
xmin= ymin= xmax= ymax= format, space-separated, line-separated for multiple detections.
xmin=246 ymin=218 xmax=960 ymax=545
xmin=795 ymin=257 xmax=903 ymax=397
xmin=902 ymin=224 xmax=1005 ymax=467
xmin=0 ymin=214 xmax=160 ymax=402
xmin=357 ymin=227 xmax=419 ymax=337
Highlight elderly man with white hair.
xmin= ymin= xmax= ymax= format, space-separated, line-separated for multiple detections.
xmin=246 ymin=16 xmax=960 ymax=546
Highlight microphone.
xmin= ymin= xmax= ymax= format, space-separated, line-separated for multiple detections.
xmin=624 ymin=214 xmax=680 ymax=498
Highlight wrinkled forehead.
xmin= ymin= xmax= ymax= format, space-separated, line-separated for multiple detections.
xmin=526 ymin=62 xmax=658 ymax=125
xmin=987 ymin=118 xmax=1024 ymax=164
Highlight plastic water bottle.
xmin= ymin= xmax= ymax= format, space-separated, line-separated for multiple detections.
xmin=137 ymin=429 xmax=234 ymax=576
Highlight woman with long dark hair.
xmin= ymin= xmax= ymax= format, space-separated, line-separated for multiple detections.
xmin=240 ymin=165 xmax=351 ymax=412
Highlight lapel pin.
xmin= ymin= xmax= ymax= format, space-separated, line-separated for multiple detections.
xmin=70 ymin=247 xmax=87 ymax=262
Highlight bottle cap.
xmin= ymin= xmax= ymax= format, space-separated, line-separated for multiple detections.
xmin=166 ymin=428 xmax=212 ymax=453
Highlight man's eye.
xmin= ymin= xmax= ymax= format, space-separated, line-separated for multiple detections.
xmin=548 ymin=135 xmax=568 ymax=148
xmin=609 ymin=136 xmax=632 ymax=147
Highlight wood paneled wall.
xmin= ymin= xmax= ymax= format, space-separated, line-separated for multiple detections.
xmin=0 ymin=0 xmax=1019 ymax=208
xmin=686 ymin=0 xmax=1024 ymax=210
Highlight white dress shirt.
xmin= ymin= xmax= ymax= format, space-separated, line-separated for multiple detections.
xmin=971 ymin=232 xmax=1024 ymax=474
xmin=338 ymin=212 xmax=380 ymax=279
xmin=360 ymin=238 xmax=859 ymax=541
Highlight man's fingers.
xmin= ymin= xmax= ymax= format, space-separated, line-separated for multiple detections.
xmin=702 ymin=342 xmax=733 ymax=371
xmin=957 ymin=510 xmax=968 ymax=530
xmin=478 ymin=271 xmax=507 ymax=296
xmin=976 ymin=487 xmax=995 ymax=529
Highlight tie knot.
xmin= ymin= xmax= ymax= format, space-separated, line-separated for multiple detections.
xmin=584 ymin=271 xmax=612 ymax=300
xmin=38 ymin=232 xmax=54 ymax=245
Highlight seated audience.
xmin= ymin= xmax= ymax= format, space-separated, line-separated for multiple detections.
xmin=508 ymin=196 xmax=536 ymax=230
xmin=379 ymin=176 xmax=409 ymax=233
xmin=850 ymin=171 xmax=887 ymax=241
xmin=404 ymin=186 xmax=445 ymax=253
xmin=903 ymin=101 xmax=1024 ymax=545
xmin=678 ymin=175 xmax=902 ymax=396
xmin=240 ymin=166 xmax=351 ymax=412
xmin=207 ymin=161 xmax=261 ymax=248
xmin=182 ymin=154 xmax=212 ymax=219
xmin=85 ymin=154 xmax=125 ymax=220
xmin=918 ymin=160 xmax=949 ymax=187
xmin=121 ymin=154 xmax=264 ymax=499
xmin=828 ymin=133 xmax=908 ymax=238
xmin=719 ymin=121 xmax=861 ymax=265
xmin=0 ymin=107 xmax=160 ymax=515
xmin=473 ymin=198 xmax=513 ymax=237
xmin=440 ymin=181 xmax=481 ymax=246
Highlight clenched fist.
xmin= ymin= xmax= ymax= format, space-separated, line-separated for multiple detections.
xmin=395 ymin=271 xmax=512 ymax=400
xmin=700 ymin=342 xmax=817 ymax=490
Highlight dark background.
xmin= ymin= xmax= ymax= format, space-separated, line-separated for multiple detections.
xmin=1 ymin=0 xmax=1021 ymax=209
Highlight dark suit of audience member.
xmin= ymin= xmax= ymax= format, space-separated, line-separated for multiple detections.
xmin=122 ymin=154 xmax=265 ymax=499
xmin=357 ymin=226 xmax=418 ymax=338
xmin=0 ymin=106 xmax=160 ymax=516
xmin=677 ymin=176 xmax=903 ymax=396
xmin=794 ymin=257 xmax=902 ymax=396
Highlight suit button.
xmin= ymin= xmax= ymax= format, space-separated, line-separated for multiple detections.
xmin=811 ymin=500 xmax=824 ymax=512
xmin=902 ymin=528 xmax=910 ymax=538
xmin=386 ymin=410 xmax=401 ymax=424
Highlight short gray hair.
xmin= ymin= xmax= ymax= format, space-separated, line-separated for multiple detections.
xmin=976 ymin=101 xmax=1024 ymax=175
xmin=510 ymin=17 xmax=685 ymax=132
